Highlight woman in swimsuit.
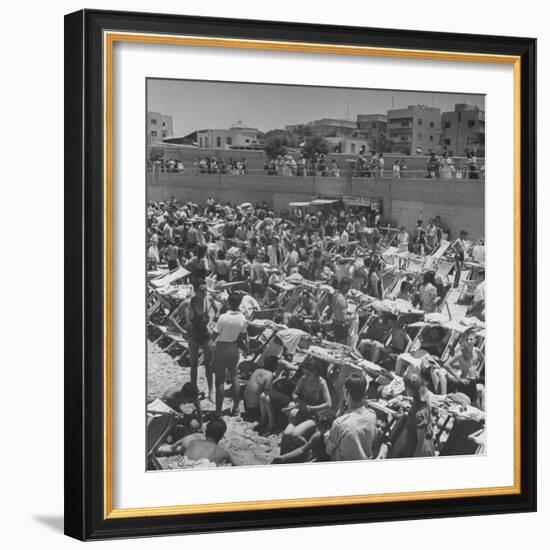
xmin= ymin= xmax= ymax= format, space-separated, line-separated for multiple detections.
xmin=280 ymin=359 xmax=332 ymax=450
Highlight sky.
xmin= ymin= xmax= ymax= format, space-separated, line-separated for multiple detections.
xmin=147 ymin=78 xmax=485 ymax=138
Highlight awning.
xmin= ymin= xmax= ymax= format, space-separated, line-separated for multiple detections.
xmin=289 ymin=201 xmax=311 ymax=207
xmin=309 ymin=199 xmax=340 ymax=206
xmin=344 ymin=201 xmax=370 ymax=207
xmin=343 ymin=197 xmax=372 ymax=206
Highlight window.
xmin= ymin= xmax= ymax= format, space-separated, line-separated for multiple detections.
xmin=226 ymin=137 xmax=232 ymax=145
xmin=468 ymin=120 xmax=476 ymax=128
xmin=429 ymin=135 xmax=434 ymax=142
xmin=417 ymin=133 xmax=422 ymax=139
xmin=351 ymin=144 xmax=356 ymax=153
xmin=162 ymin=132 xmax=167 ymax=138
xmin=150 ymin=118 xmax=157 ymax=125
xmin=429 ymin=121 xmax=434 ymax=127
xmin=372 ymin=122 xmax=377 ymax=129
xmin=444 ymin=122 xmax=451 ymax=129
xmin=162 ymin=121 xmax=166 ymax=127
xmin=401 ymin=121 xmax=409 ymax=127
xmin=417 ymin=119 xmax=423 ymax=126
xmin=444 ymin=138 xmax=451 ymax=145
xmin=151 ymin=131 xmax=157 ymax=137
xmin=245 ymin=139 xmax=250 ymax=143
xmin=216 ymin=137 xmax=222 ymax=147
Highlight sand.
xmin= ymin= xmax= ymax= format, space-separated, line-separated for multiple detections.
xmin=147 ymin=343 xmax=281 ymax=469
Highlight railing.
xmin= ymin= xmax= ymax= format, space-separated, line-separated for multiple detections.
xmin=147 ymin=166 xmax=484 ymax=181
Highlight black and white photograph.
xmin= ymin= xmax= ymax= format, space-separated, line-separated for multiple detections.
xmin=145 ymin=78 xmax=487 ymax=470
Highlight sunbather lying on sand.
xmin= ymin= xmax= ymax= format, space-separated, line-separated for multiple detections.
xmin=183 ymin=416 xmax=236 ymax=466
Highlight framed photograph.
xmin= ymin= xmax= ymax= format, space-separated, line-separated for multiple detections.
xmin=64 ymin=9 xmax=536 ymax=540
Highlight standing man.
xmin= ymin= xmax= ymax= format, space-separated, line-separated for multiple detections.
xmin=397 ymin=226 xmax=409 ymax=270
xmin=185 ymin=279 xmax=215 ymax=402
xmin=425 ymin=219 xmax=437 ymax=251
xmin=326 ymin=374 xmax=376 ymax=461
xmin=168 ymin=279 xmax=215 ymax=403
xmin=212 ymin=293 xmax=248 ymax=416
xmin=267 ymin=235 xmax=284 ymax=267
xmin=452 ymin=230 xmax=468 ymax=288
xmin=165 ymin=240 xmax=180 ymax=271
xmin=378 ymin=152 xmax=385 ymax=177
xmin=331 ymin=278 xmax=352 ymax=345
xmin=185 ymin=221 xmax=199 ymax=251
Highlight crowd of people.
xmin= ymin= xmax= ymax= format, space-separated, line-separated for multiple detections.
xmin=146 ymin=196 xmax=486 ymax=469
xmin=425 ymin=151 xmax=484 ymax=179
xmin=148 ymin=149 xmax=484 ymax=181
xmin=196 ymin=156 xmax=249 ymax=175
xmin=264 ymin=153 xmax=341 ymax=177
xmin=148 ymin=157 xmax=185 ymax=173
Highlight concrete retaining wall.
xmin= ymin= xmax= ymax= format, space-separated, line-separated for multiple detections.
xmin=147 ymin=173 xmax=485 ymax=239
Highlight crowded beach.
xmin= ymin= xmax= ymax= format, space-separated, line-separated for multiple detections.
xmin=146 ymin=197 xmax=486 ymax=469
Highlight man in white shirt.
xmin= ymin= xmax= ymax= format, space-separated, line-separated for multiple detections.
xmin=378 ymin=153 xmax=385 ymax=177
xmin=326 ymin=374 xmax=376 ymax=461
xmin=212 ymin=293 xmax=248 ymax=415
xmin=339 ymin=228 xmax=349 ymax=248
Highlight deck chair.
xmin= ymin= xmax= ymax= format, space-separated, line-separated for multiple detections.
xmin=436 ymin=283 xmax=453 ymax=315
xmin=150 ymin=266 xmax=190 ymax=288
xmin=345 ymin=242 xmax=359 ymax=256
xmin=381 ymin=270 xmax=401 ymax=298
xmin=435 ymin=259 xmax=455 ymax=280
xmin=431 ymin=239 xmax=451 ymax=261
xmin=147 ymin=413 xmax=177 ymax=470
xmin=381 ymin=246 xmax=398 ymax=266
xmin=147 ymin=291 xmax=163 ymax=319
xmin=457 ymin=277 xmax=479 ymax=302
xmin=149 ymin=324 xmax=190 ymax=361
xmin=407 ymin=255 xmax=425 ymax=273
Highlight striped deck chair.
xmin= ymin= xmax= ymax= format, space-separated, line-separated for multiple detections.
xmin=407 ymin=255 xmax=426 ymax=273
xmin=382 ymin=270 xmax=401 ymax=298
xmin=150 ymin=326 xmax=190 ymax=360
xmin=147 ymin=413 xmax=176 ymax=470
xmin=147 ymin=291 xmax=163 ymax=319
xmin=381 ymin=246 xmax=399 ymax=267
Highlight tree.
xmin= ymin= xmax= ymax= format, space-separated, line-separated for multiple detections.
xmin=264 ymin=135 xmax=288 ymax=159
xmin=149 ymin=147 xmax=165 ymax=161
xmin=302 ymin=135 xmax=329 ymax=159
xmin=373 ymin=133 xmax=393 ymax=153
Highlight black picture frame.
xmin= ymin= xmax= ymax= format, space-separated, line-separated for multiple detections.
xmin=64 ymin=8 xmax=536 ymax=541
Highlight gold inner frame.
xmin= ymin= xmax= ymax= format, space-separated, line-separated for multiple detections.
xmin=103 ymin=30 xmax=522 ymax=520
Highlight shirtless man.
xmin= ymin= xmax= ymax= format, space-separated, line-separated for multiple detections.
xmin=183 ymin=417 xmax=236 ymax=466
xmin=243 ymin=356 xmax=278 ymax=421
xmin=440 ymin=332 xmax=485 ymax=409
xmin=161 ymin=382 xmax=203 ymax=428
xmin=331 ymin=278 xmax=352 ymax=345
xmin=368 ymin=314 xmax=412 ymax=364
